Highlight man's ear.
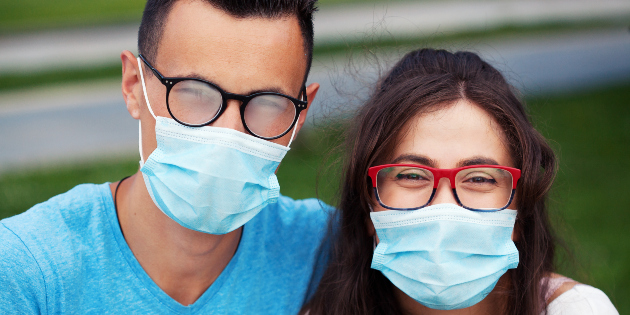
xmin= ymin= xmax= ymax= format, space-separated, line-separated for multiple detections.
xmin=292 ymin=82 xmax=319 ymax=135
xmin=121 ymin=50 xmax=142 ymax=120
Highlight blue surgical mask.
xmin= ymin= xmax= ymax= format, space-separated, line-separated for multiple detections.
xmin=370 ymin=203 xmax=519 ymax=310
xmin=136 ymin=57 xmax=292 ymax=234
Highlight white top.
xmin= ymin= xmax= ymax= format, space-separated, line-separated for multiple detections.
xmin=544 ymin=284 xmax=619 ymax=315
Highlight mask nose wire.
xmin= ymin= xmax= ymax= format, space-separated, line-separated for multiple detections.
xmin=137 ymin=57 xmax=158 ymax=165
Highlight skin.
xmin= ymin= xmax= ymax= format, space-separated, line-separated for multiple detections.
xmin=115 ymin=0 xmax=319 ymax=306
xmin=369 ymin=100 xmax=574 ymax=314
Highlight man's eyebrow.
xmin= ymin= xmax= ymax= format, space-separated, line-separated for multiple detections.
xmin=179 ymin=72 xmax=212 ymax=82
xmin=390 ymin=154 xmax=437 ymax=168
xmin=457 ymin=156 xmax=500 ymax=168
xmin=178 ymin=72 xmax=291 ymax=96
xmin=245 ymin=87 xmax=289 ymax=96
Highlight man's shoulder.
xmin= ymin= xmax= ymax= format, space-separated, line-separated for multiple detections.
xmin=230 ymin=195 xmax=334 ymax=309
xmin=266 ymin=195 xmax=334 ymax=229
xmin=0 ymin=224 xmax=47 ymax=313
xmin=248 ymin=195 xmax=334 ymax=249
xmin=0 ymin=183 xmax=113 ymax=268
xmin=1 ymin=182 xmax=111 ymax=236
xmin=277 ymin=195 xmax=334 ymax=212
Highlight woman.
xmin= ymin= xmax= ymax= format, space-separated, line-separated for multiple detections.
xmin=304 ymin=49 xmax=617 ymax=314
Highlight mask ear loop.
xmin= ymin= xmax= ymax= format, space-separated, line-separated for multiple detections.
xmin=368 ymin=203 xmax=378 ymax=250
xmin=137 ymin=57 xmax=158 ymax=166
xmin=287 ymin=116 xmax=298 ymax=148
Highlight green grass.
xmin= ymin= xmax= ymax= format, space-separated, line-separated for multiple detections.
xmin=526 ymin=82 xmax=630 ymax=313
xmin=0 ymin=65 xmax=122 ymax=92
xmin=0 ymin=0 xmax=146 ymax=34
xmin=1 ymin=82 xmax=629 ymax=312
xmin=0 ymin=158 xmax=140 ymax=219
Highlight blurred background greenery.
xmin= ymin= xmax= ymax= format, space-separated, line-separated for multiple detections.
xmin=0 ymin=0 xmax=408 ymax=34
xmin=0 ymin=0 xmax=629 ymax=313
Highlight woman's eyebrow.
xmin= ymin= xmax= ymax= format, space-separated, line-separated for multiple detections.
xmin=391 ymin=154 xmax=437 ymax=167
xmin=457 ymin=156 xmax=500 ymax=167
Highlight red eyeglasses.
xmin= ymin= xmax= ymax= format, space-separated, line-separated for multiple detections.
xmin=368 ymin=164 xmax=521 ymax=211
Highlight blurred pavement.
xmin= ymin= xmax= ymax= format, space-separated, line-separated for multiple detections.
xmin=1 ymin=0 xmax=630 ymax=172
xmin=1 ymin=0 xmax=629 ymax=73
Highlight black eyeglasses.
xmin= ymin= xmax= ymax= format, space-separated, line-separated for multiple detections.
xmin=139 ymin=54 xmax=308 ymax=140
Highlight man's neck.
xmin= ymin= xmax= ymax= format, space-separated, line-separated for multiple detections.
xmin=110 ymin=172 xmax=242 ymax=306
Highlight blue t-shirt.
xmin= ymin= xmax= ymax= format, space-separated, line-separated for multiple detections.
xmin=0 ymin=183 xmax=332 ymax=314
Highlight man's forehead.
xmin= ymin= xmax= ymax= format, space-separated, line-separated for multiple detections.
xmin=154 ymin=0 xmax=307 ymax=96
xmin=168 ymin=70 xmax=293 ymax=96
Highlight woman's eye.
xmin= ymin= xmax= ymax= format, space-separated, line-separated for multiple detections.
xmin=466 ymin=176 xmax=497 ymax=184
xmin=395 ymin=173 xmax=425 ymax=181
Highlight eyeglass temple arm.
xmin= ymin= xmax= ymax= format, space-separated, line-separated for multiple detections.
xmin=301 ymin=85 xmax=308 ymax=103
xmin=138 ymin=54 xmax=165 ymax=81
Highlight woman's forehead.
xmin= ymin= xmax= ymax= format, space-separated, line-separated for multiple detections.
xmin=392 ymin=100 xmax=514 ymax=168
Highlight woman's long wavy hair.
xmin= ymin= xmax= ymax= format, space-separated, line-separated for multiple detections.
xmin=303 ymin=48 xmax=558 ymax=315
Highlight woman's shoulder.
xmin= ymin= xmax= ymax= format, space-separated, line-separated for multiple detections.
xmin=544 ymin=274 xmax=618 ymax=315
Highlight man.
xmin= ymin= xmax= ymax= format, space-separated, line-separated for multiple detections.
xmin=0 ymin=0 xmax=331 ymax=313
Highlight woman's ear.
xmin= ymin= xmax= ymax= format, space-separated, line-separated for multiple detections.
xmin=512 ymin=219 xmax=521 ymax=242
xmin=509 ymin=195 xmax=520 ymax=242
xmin=367 ymin=218 xmax=381 ymax=245
xmin=366 ymin=197 xmax=377 ymax=237
xmin=367 ymin=217 xmax=376 ymax=237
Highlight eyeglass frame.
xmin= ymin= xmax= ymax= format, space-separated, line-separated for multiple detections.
xmin=138 ymin=54 xmax=308 ymax=140
xmin=367 ymin=164 xmax=522 ymax=212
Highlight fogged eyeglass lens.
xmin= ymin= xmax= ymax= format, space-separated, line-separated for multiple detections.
xmin=168 ymin=80 xmax=222 ymax=125
xmin=455 ymin=167 xmax=514 ymax=210
xmin=376 ymin=166 xmax=434 ymax=209
xmin=244 ymin=94 xmax=295 ymax=138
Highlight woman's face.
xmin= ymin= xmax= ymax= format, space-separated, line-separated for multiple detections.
xmin=368 ymin=99 xmax=519 ymax=313
xmin=372 ymin=99 xmax=516 ymax=213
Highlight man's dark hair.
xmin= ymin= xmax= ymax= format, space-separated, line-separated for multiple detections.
xmin=138 ymin=0 xmax=317 ymax=81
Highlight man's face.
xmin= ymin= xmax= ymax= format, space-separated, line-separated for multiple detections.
xmin=136 ymin=0 xmax=311 ymax=159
